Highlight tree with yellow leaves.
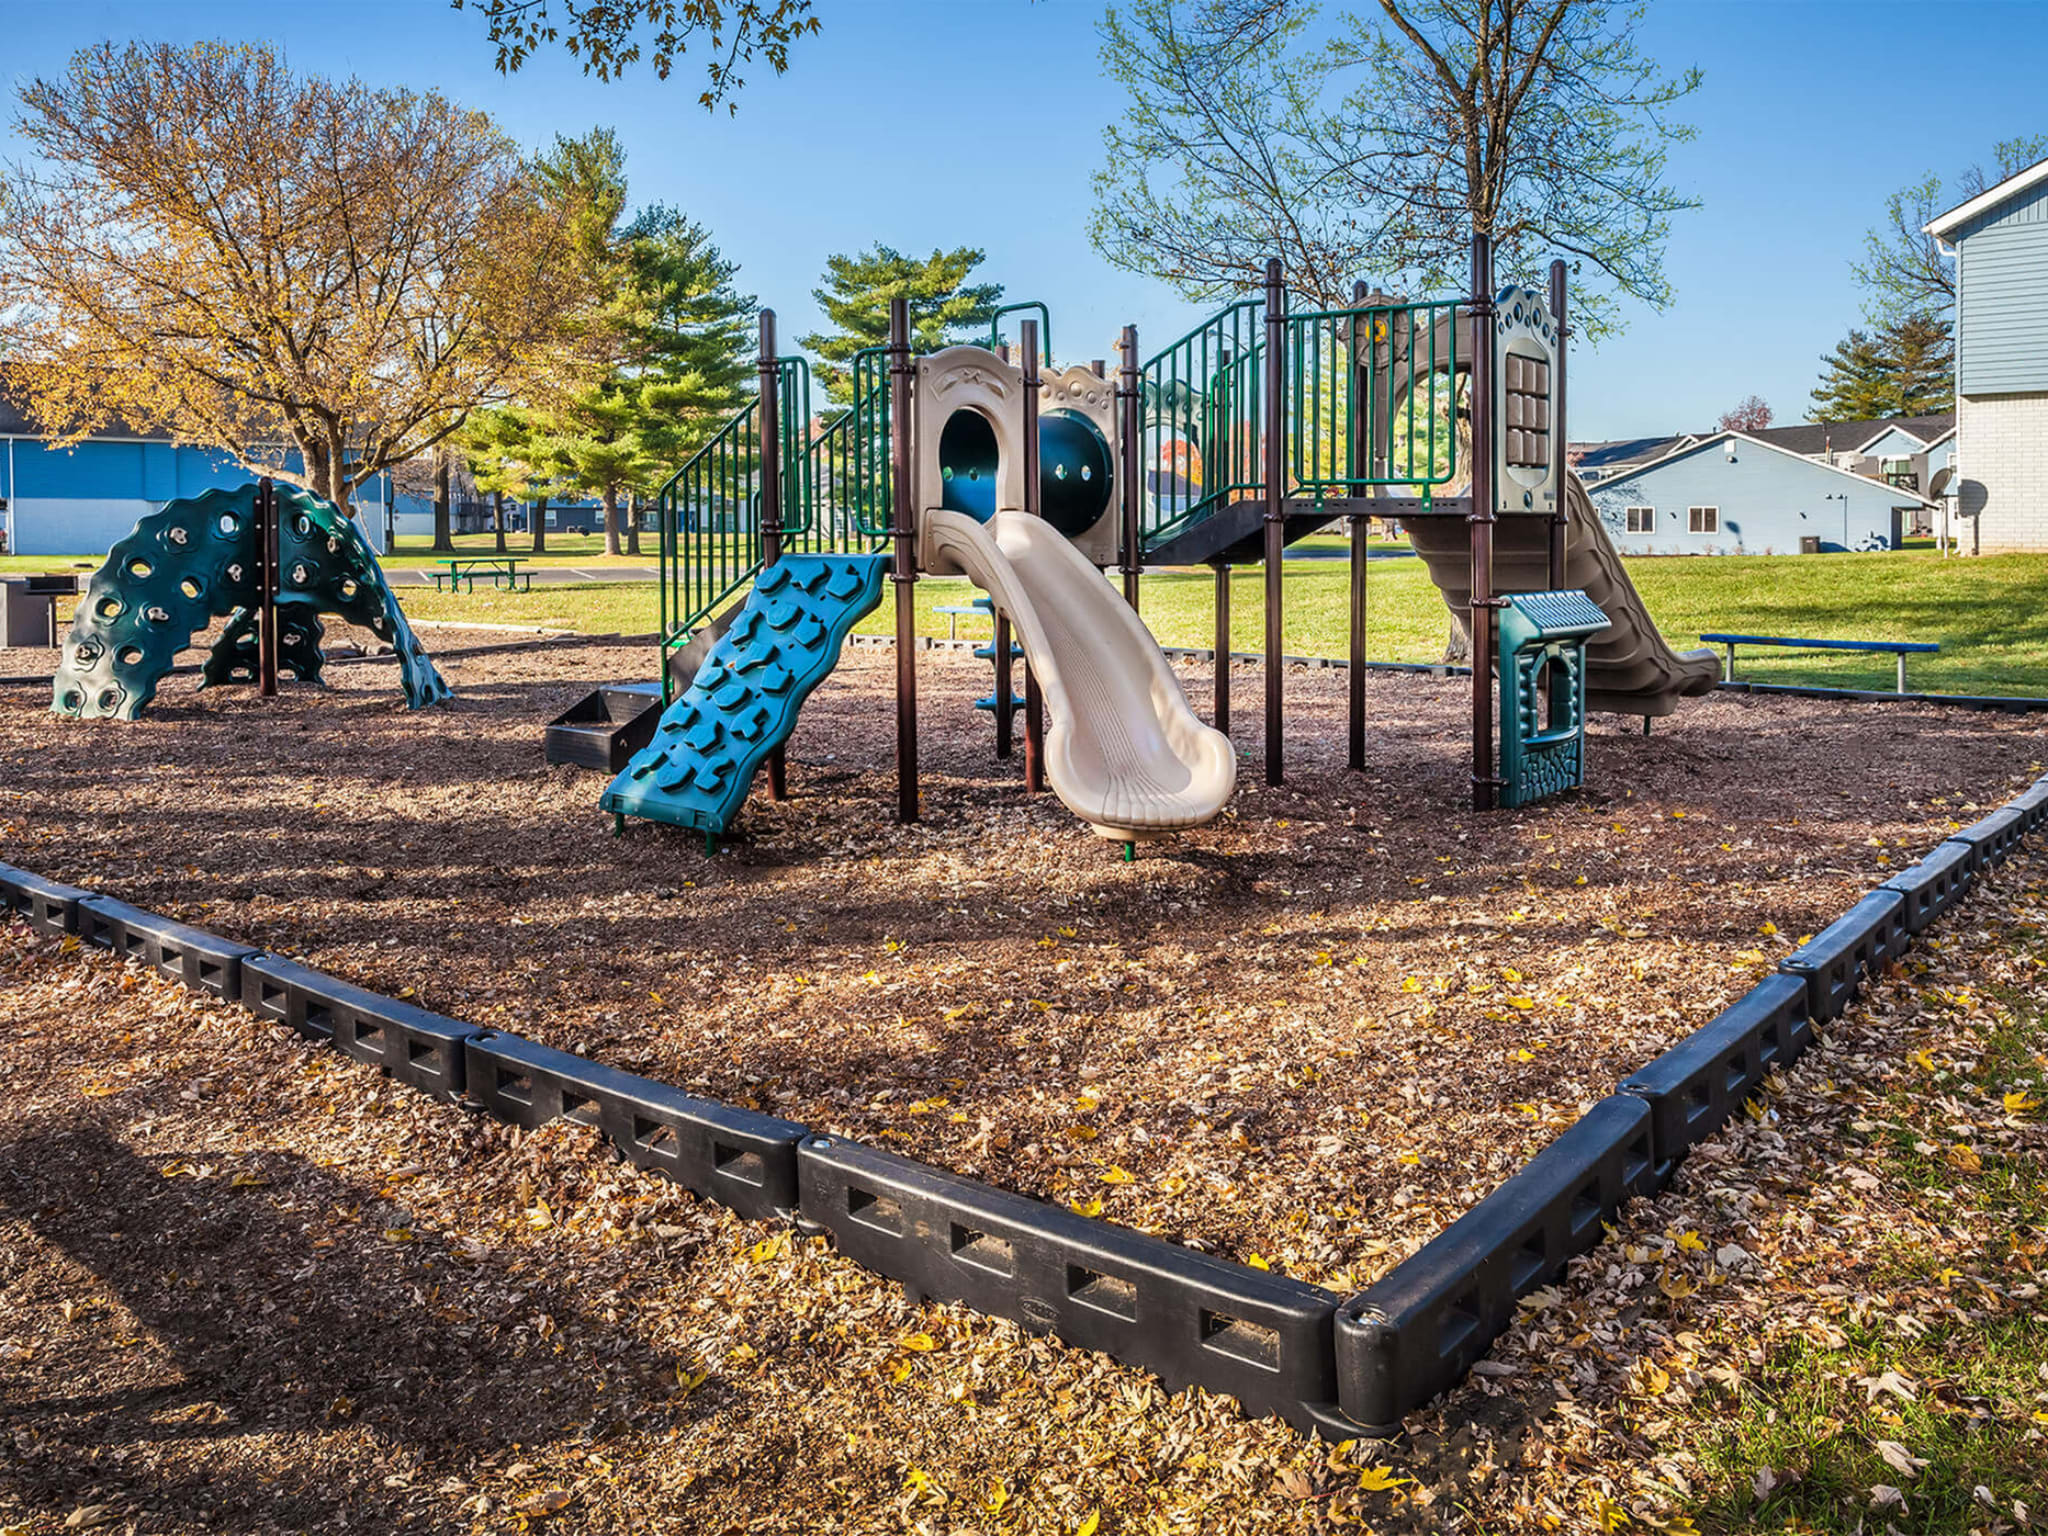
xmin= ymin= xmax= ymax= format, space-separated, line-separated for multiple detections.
xmin=0 ymin=41 xmax=600 ymax=514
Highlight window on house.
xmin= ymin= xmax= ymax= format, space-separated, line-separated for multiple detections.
xmin=1882 ymin=457 xmax=1919 ymax=491
xmin=1688 ymin=505 xmax=1719 ymax=534
xmin=1624 ymin=506 xmax=1655 ymax=534
xmin=1503 ymin=354 xmax=1551 ymax=469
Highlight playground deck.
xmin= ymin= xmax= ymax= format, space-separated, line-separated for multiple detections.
xmin=0 ymin=636 xmax=2039 ymax=1295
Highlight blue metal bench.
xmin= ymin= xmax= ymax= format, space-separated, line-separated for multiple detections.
xmin=1700 ymin=632 xmax=1939 ymax=694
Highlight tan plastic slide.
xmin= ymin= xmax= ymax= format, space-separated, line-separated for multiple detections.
xmin=1404 ymin=472 xmax=1722 ymax=717
xmin=923 ymin=509 xmax=1237 ymax=839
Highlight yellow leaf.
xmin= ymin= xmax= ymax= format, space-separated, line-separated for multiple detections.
xmin=230 ymin=1173 xmax=270 ymax=1189
xmin=986 ymin=1481 xmax=1010 ymax=1515
xmin=1757 ymin=921 xmax=1777 ymax=936
xmin=1937 ymin=1266 xmax=1962 ymax=1287
xmin=749 ymin=1232 xmax=789 ymax=1264
xmin=1658 ymin=1266 xmax=1697 ymax=1299
xmin=649 ymin=991 xmax=663 ymax=1005
xmin=396 ymin=985 xmax=416 ymax=999
xmin=900 ymin=1331 xmax=937 ymax=1352
xmin=1511 ymin=1049 xmax=1536 ymax=1063
xmin=2003 ymin=1090 xmax=2040 ymax=1114
xmin=1400 ymin=976 xmax=1422 ymax=992
xmin=1075 ymin=1513 xmax=1100 ymax=1536
xmin=1674 ymin=1230 xmax=1706 ymax=1253
xmin=1397 ymin=1152 xmax=1421 ymax=1165
xmin=675 ymin=1364 xmax=708 ymax=1393
xmin=1100 ymin=1165 xmax=1134 ymax=1185
xmin=1069 ymin=1194 xmax=1104 ymax=1217
xmin=886 ymin=1357 xmax=912 ymax=1382
xmin=1156 ymin=1174 xmax=1187 ymax=1196
xmin=1911 ymin=1048 xmax=1938 ymax=1073
xmin=79 ymin=1081 xmax=120 ymax=1098
xmin=1589 ymin=1492 xmax=1631 ymax=1532
xmin=1247 ymin=1252 xmax=1271 ymax=1271
xmin=1357 ymin=1465 xmax=1411 ymax=1492
xmin=1506 ymin=996 xmax=1535 ymax=1011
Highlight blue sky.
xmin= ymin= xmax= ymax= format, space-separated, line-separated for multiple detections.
xmin=5 ymin=0 xmax=2046 ymax=437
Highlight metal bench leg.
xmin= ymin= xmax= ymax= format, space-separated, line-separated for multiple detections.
xmin=1723 ymin=641 xmax=1736 ymax=682
xmin=1897 ymin=653 xmax=1907 ymax=694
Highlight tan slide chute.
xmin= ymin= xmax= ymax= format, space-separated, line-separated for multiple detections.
xmin=1404 ymin=473 xmax=1721 ymax=717
xmin=923 ymin=509 xmax=1237 ymax=839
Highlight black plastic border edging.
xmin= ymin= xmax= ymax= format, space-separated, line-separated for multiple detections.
xmin=241 ymin=951 xmax=473 ymax=1094
xmin=78 ymin=895 xmax=257 ymax=1000
xmin=796 ymin=1133 xmax=1353 ymax=1437
xmin=465 ymin=1032 xmax=808 ymax=1225
xmin=1946 ymin=805 xmax=2027 ymax=872
xmin=0 ymin=860 xmax=89 ymax=939
xmin=1333 ymin=1095 xmax=1657 ymax=1435
xmin=1620 ymin=972 xmax=1811 ymax=1191
xmin=1777 ymin=889 xmax=1908 ymax=1021
xmin=1881 ymin=840 xmax=1975 ymax=935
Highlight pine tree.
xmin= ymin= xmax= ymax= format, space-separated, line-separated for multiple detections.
xmin=1810 ymin=314 xmax=1953 ymax=422
xmin=799 ymin=245 xmax=1003 ymax=403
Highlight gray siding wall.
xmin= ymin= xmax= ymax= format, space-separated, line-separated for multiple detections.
xmin=1956 ymin=176 xmax=2048 ymax=395
xmin=1587 ymin=442 xmax=1918 ymax=554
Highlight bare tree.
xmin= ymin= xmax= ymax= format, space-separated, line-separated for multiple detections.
xmin=1092 ymin=0 xmax=1701 ymax=332
xmin=1717 ymin=395 xmax=1772 ymax=433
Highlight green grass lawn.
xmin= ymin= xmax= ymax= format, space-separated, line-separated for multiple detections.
xmin=393 ymin=547 xmax=2048 ymax=697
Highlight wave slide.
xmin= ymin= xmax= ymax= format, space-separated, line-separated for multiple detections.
xmin=1404 ymin=472 xmax=1721 ymax=717
xmin=924 ymin=509 xmax=1237 ymax=840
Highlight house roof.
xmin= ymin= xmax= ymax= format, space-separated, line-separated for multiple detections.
xmin=1926 ymin=153 xmax=2048 ymax=238
xmin=1592 ymin=429 xmax=1938 ymax=508
xmin=1742 ymin=413 xmax=1953 ymax=458
xmin=1570 ymin=435 xmax=1693 ymax=474
xmin=0 ymin=389 xmax=174 ymax=443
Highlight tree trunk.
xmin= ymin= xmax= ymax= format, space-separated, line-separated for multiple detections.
xmin=493 ymin=491 xmax=507 ymax=553
xmin=432 ymin=454 xmax=455 ymax=552
xmin=625 ymin=490 xmax=642 ymax=556
xmin=531 ymin=496 xmax=548 ymax=553
xmin=603 ymin=486 xmax=623 ymax=557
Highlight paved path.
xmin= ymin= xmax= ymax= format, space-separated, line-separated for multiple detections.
xmin=385 ymin=565 xmax=660 ymax=586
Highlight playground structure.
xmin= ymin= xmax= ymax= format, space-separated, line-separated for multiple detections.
xmin=49 ymin=480 xmax=448 ymax=720
xmin=597 ymin=237 xmax=1718 ymax=846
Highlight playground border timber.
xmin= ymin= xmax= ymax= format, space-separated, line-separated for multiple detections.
xmin=4 ymin=773 xmax=2046 ymax=1439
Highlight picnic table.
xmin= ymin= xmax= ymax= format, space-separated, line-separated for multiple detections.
xmin=431 ymin=556 xmax=532 ymax=594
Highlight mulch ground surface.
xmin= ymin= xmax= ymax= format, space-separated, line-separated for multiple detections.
xmin=0 ymin=633 xmax=2040 ymax=1291
xmin=3 ymin=828 xmax=2043 ymax=1533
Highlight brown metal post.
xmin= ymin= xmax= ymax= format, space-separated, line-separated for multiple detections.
xmin=1546 ymin=258 xmax=1569 ymax=591
xmin=758 ymin=309 xmax=788 ymax=800
xmin=1020 ymin=319 xmax=1046 ymax=795
xmin=1213 ymin=561 xmax=1231 ymax=735
xmin=257 ymin=477 xmax=278 ymax=697
xmin=1261 ymin=257 xmax=1286 ymax=786
xmin=1347 ymin=278 xmax=1369 ymax=771
xmin=1117 ymin=324 xmax=1142 ymax=612
xmin=888 ymin=298 xmax=919 ymax=823
xmin=1469 ymin=235 xmax=1500 ymax=812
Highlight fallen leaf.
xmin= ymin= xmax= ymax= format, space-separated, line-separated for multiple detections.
xmin=516 ymin=1489 xmax=572 ymax=1519
xmin=1357 ymin=1465 xmax=1410 ymax=1492
xmin=1876 ymin=1440 xmax=1928 ymax=1479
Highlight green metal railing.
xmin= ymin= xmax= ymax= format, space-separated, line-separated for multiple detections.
xmin=985 ymin=301 xmax=1053 ymax=364
xmin=656 ymin=350 xmax=895 ymax=690
xmin=1287 ymin=299 xmax=1462 ymax=498
xmin=1137 ymin=299 xmax=1265 ymax=546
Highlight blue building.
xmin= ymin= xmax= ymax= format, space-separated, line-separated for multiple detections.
xmin=1585 ymin=429 xmax=1937 ymax=555
xmin=0 ymin=400 xmax=399 ymax=558
xmin=0 ymin=399 xmax=612 ymax=557
xmin=1927 ymin=154 xmax=2048 ymax=551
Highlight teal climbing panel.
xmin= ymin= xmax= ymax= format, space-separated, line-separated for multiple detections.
xmin=1498 ymin=589 xmax=1609 ymax=810
xmin=602 ymin=553 xmax=890 ymax=839
xmin=51 ymin=483 xmax=449 ymax=721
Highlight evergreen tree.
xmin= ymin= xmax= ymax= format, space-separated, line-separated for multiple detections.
xmin=617 ymin=207 xmax=760 ymax=538
xmin=1810 ymin=314 xmax=1953 ymax=422
xmin=799 ymin=245 xmax=1002 ymax=402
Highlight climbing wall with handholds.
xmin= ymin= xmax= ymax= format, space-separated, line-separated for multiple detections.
xmin=602 ymin=552 xmax=891 ymax=838
xmin=50 ymin=482 xmax=450 ymax=721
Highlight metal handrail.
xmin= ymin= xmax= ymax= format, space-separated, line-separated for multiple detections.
xmin=1137 ymin=298 xmax=1266 ymax=546
xmin=986 ymin=301 xmax=1053 ymax=364
xmin=1288 ymin=298 xmax=1462 ymax=496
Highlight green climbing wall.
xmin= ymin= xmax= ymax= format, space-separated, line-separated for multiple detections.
xmin=51 ymin=483 xmax=450 ymax=721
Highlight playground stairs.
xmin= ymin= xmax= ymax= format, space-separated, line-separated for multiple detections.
xmin=602 ymin=553 xmax=890 ymax=838
xmin=546 ymin=683 xmax=664 ymax=772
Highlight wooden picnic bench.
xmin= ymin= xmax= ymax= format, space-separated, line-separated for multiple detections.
xmin=431 ymin=556 xmax=532 ymax=594
xmin=1700 ymin=631 xmax=1940 ymax=694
